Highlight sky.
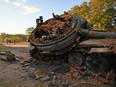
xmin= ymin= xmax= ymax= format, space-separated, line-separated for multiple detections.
xmin=0 ymin=0 xmax=89 ymax=34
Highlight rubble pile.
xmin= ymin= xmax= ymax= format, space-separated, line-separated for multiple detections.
xmin=31 ymin=61 xmax=116 ymax=87
xmin=0 ymin=51 xmax=16 ymax=61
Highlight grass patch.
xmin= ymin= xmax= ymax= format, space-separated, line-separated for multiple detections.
xmin=0 ymin=43 xmax=5 ymax=52
xmin=0 ymin=80 xmax=46 ymax=87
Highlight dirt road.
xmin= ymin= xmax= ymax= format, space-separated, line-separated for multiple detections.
xmin=4 ymin=44 xmax=30 ymax=60
xmin=0 ymin=44 xmax=46 ymax=87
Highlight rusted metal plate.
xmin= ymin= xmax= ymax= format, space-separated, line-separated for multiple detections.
xmin=35 ymin=71 xmax=45 ymax=79
xmin=112 ymin=47 xmax=116 ymax=54
xmin=89 ymin=48 xmax=112 ymax=53
xmin=106 ymin=71 xmax=115 ymax=81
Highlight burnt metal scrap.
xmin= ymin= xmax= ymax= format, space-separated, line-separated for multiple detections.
xmin=29 ymin=12 xmax=116 ymax=72
xmin=0 ymin=51 xmax=16 ymax=61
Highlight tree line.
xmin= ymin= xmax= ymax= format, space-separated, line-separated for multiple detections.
xmin=0 ymin=27 xmax=34 ymax=43
xmin=0 ymin=33 xmax=27 ymax=43
xmin=69 ymin=0 xmax=116 ymax=30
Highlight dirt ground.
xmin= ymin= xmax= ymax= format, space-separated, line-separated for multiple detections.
xmin=0 ymin=43 xmax=46 ymax=87
xmin=0 ymin=43 xmax=115 ymax=87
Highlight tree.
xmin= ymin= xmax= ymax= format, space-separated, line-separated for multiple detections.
xmin=0 ymin=33 xmax=6 ymax=42
xmin=26 ymin=27 xmax=34 ymax=35
xmin=80 ymin=2 xmax=91 ymax=22
xmin=26 ymin=27 xmax=34 ymax=40
xmin=103 ymin=0 xmax=115 ymax=30
xmin=90 ymin=0 xmax=115 ymax=30
xmin=69 ymin=0 xmax=115 ymax=30
xmin=69 ymin=5 xmax=81 ymax=16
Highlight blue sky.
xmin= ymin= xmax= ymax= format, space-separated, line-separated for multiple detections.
xmin=0 ymin=0 xmax=89 ymax=34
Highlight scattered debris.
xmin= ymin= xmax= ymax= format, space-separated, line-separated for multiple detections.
xmin=69 ymin=66 xmax=86 ymax=72
xmin=49 ymin=65 xmax=62 ymax=72
xmin=106 ymin=70 xmax=115 ymax=81
xmin=34 ymin=70 xmax=50 ymax=81
xmin=40 ymin=75 xmax=50 ymax=81
xmin=22 ymin=63 xmax=32 ymax=67
xmin=0 ymin=51 xmax=6 ymax=55
xmin=21 ymin=60 xmax=33 ymax=67
xmin=112 ymin=47 xmax=116 ymax=54
xmin=35 ymin=71 xmax=45 ymax=79
xmin=6 ymin=51 xmax=15 ymax=60
xmin=61 ymin=80 xmax=69 ymax=87
xmin=69 ymin=82 xmax=100 ymax=87
xmin=0 ymin=51 xmax=16 ymax=61
xmin=47 ymin=81 xmax=58 ymax=87
xmin=94 ymin=74 xmax=110 ymax=84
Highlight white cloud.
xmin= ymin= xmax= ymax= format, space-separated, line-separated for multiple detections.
xmin=1 ymin=0 xmax=40 ymax=15
xmin=22 ymin=0 xmax=27 ymax=2
xmin=1 ymin=0 xmax=27 ymax=3
xmin=13 ymin=1 xmax=22 ymax=6
xmin=3 ymin=0 xmax=12 ymax=4
xmin=18 ymin=5 xmax=40 ymax=15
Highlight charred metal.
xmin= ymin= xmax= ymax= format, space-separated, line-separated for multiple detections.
xmin=29 ymin=12 xmax=116 ymax=74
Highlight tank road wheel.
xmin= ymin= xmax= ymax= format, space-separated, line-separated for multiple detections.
xmin=68 ymin=53 xmax=83 ymax=66
xmin=85 ymin=55 xmax=108 ymax=72
xmin=30 ymin=48 xmax=42 ymax=61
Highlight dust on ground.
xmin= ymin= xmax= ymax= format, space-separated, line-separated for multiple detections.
xmin=0 ymin=43 xmax=115 ymax=87
xmin=0 ymin=43 xmax=46 ymax=87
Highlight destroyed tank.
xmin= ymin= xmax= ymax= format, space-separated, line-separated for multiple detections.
xmin=29 ymin=12 xmax=116 ymax=71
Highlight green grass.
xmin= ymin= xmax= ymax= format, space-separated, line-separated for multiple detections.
xmin=0 ymin=43 xmax=5 ymax=52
